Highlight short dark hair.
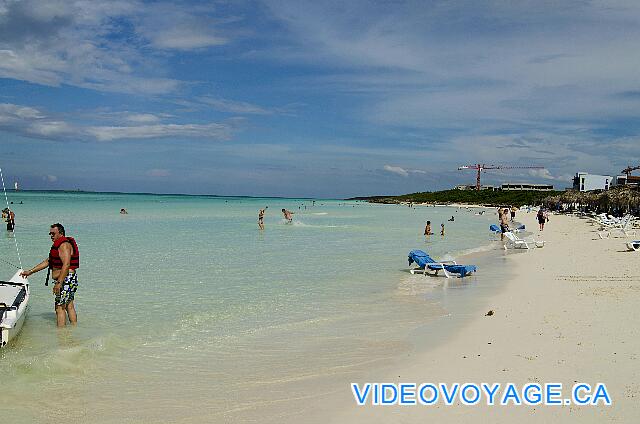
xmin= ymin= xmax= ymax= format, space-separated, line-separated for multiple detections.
xmin=51 ymin=223 xmax=65 ymax=235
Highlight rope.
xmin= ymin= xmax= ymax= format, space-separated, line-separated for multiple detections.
xmin=0 ymin=167 xmax=23 ymax=270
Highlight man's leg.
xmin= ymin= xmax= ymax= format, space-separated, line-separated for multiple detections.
xmin=55 ymin=304 xmax=67 ymax=327
xmin=66 ymin=301 xmax=77 ymax=325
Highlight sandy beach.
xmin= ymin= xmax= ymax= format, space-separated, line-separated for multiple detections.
xmin=332 ymin=211 xmax=640 ymax=423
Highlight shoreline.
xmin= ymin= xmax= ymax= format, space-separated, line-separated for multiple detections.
xmin=270 ymin=206 xmax=521 ymax=423
xmin=329 ymin=211 xmax=640 ymax=422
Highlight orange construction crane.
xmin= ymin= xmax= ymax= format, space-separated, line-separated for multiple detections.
xmin=458 ymin=164 xmax=545 ymax=191
xmin=621 ymin=165 xmax=640 ymax=177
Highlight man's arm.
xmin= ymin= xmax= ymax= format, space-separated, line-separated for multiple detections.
xmin=20 ymin=258 xmax=50 ymax=278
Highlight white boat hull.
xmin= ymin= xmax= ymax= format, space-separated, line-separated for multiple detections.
xmin=0 ymin=270 xmax=30 ymax=348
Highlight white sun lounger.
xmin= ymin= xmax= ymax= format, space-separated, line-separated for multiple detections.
xmin=503 ymin=232 xmax=545 ymax=250
xmin=598 ymin=215 xmax=637 ymax=239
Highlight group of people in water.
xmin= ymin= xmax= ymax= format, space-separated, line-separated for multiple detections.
xmin=424 ymin=220 xmax=446 ymax=236
xmin=258 ymin=207 xmax=291 ymax=229
xmin=257 ymin=206 xmax=298 ymax=229
xmin=423 ymin=205 xmax=545 ymax=241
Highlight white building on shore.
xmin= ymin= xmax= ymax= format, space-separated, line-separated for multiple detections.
xmin=573 ymin=172 xmax=612 ymax=192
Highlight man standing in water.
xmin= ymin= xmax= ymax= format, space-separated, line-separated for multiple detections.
xmin=3 ymin=207 xmax=15 ymax=231
xmin=424 ymin=220 xmax=433 ymax=236
xmin=258 ymin=206 xmax=267 ymax=230
xmin=281 ymin=208 xmax=294 ymax=223
xmin=499 ymin=208 xmax=510 ymax=241
xmin=20 ymin=223 xmax=79 ymax=327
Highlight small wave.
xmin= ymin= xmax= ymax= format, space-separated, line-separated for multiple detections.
xmin=452 ymin=243 xmax=496 ymax=257
xmin=282 ymin=220 xmax=344 ymax=228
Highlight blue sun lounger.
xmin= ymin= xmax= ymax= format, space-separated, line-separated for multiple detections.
xmin=490 ymin=224 xmax=525 ymax=235
xmin=408 ymin=250 xmax=477 ymax=278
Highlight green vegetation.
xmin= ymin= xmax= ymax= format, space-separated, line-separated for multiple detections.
xmin=350 ymin=189 xmax=563 ymax=207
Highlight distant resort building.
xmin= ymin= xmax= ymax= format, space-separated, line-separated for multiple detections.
xmin=573 ymin=172 xmax=612 ymax=192
xmin=454 ymin=184 xmax=497 ymax=191
xmin=614 ymin=174 xmax=640 ymax=187
xmin=501 ymin=182 xmax=554 ymax=191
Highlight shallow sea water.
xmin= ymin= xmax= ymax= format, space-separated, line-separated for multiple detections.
xmin=0 ymin=192 xmax=501 ymax=423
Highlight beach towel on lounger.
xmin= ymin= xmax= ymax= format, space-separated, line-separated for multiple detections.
xmin=408 ymin=250 xmax=477 ymax=277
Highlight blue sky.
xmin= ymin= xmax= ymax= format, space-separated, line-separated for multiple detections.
xmin=1 ymin=0 xmax=640 ymax=198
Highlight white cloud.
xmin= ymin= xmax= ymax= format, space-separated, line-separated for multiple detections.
xmin=28 ymin=120 xmax=75 ymax=137
xmin=198 ymin=97 xmax=272 ymax=115
xmin=264 ymin=0 xmax=640 ymax=161
xmin=383 ymin=164 xmax=427 ymax=177
xmin=0 ymin=0 xmax=238 ymax=94
xmin=86 ymin=123 xmax=232 ymax=142
xmin=383 ymin=165 xmax=409 ymax=177
xmin=0 ymin=103 xmax=45 ymax=121
xmin=528 ymin=168 xmax=571 ymax=181
xmin=0 ymin=102 xmax=235 ymax=142
xmin=136 ymin=3 xmax=230 ymax=50
xmin=124 ymin=114 xmax=162 ymax=124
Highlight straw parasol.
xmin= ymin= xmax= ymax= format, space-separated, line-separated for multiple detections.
xmin=544 ymin=186 xmax=640 ymax=215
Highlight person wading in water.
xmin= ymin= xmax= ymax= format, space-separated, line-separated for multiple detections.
xmin=21 ymin=223 xmax=80 ymax=327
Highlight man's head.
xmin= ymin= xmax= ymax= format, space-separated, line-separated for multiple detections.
xmin=50 ymin=223 xmax=65 ymax=241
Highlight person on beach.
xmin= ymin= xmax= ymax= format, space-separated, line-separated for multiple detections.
xmin=510 ymin=206 xmax=517 ymax=222
xmin=499 ymin=208 xmax=510 ymax=241
xmin=440 ymin=223 xmax=445 ymax=236
xmin=448 ymin=215 xmax=455 ymax=222
xmin=282 ymin=208 xmax=294 ymax=223
xmin=258 ymin=206 xmax=267 ymax=230
xmin=424 ymin=220 xmax=433 ymax=236
xmin=20 ymin=223 xmax=80 ymax=327
xmin=3 ymin=207 xmax=15 ymax=231
xmin=537 ymin=208 xmax=546 ymax=231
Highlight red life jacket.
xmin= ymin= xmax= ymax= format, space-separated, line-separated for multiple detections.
xmin=49 ymin=236 xmax=80 ymax=269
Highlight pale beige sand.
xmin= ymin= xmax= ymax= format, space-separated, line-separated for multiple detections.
xmin=332 ymin=212 xmax=640 ymax=423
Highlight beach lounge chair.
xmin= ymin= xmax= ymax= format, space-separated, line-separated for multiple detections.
xmin=598 ymin=215 xmax=637 ymax=239
xmin=490 ymin=224 xmax=525 ymax=237
xmin=408 ymin=250 xmax=477 ymax=278
xmin=627 ymin=241 xmax=640 ymax=251
xmin=503 ymin=232 xmax=545 ymax=250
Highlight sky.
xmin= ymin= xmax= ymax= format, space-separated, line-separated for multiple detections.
xmin=1 ymin=0 xmax=640 ymax=198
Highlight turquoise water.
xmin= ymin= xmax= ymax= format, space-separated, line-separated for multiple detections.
xmin=0 ymin=192 xmax=498 ymax=423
